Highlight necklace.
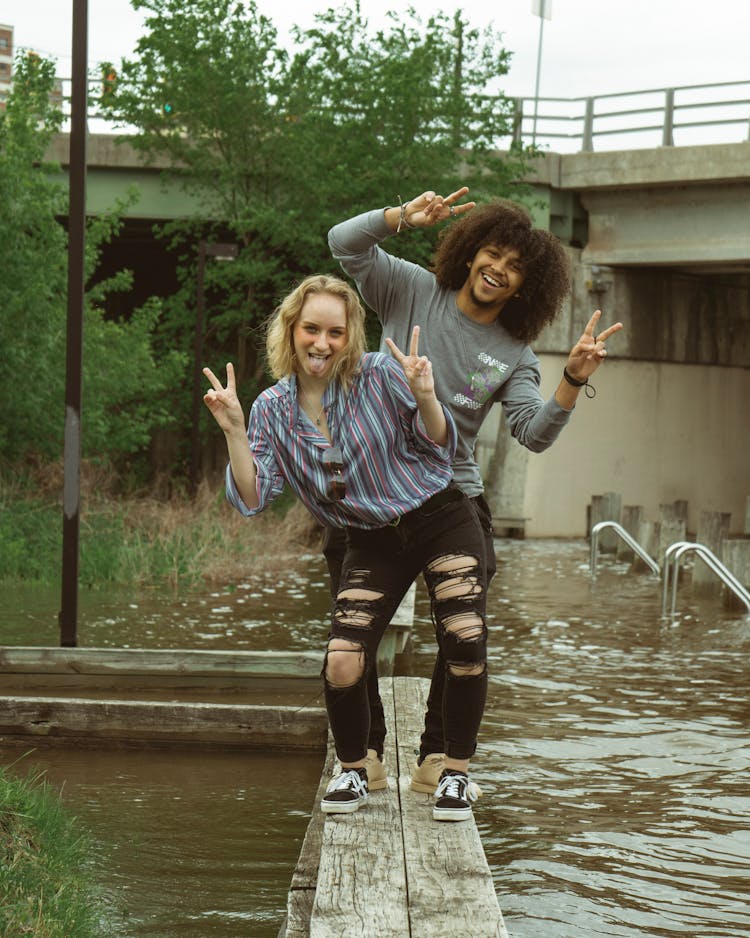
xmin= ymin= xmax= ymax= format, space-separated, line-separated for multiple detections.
xmin=454 ymin=307 xmax=478 ymax=387
xmin=299 ymin=388 xmax=326 ymax=427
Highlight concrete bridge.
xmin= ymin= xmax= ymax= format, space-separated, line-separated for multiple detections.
xmin=49 ymin=134 xmax=750 ymax=542
xmin=49 ymin=133 xmax=750 ymax=273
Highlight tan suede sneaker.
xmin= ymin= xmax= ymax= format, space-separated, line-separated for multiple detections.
xmin=363 ymin=748 xmax=387 ymax=791
xmin=409 ymin=753 xmax=446 ymax=793
xmin=410 ymin=753 xmax=484 ymax=796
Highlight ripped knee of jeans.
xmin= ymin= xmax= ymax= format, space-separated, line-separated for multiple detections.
xmin=427 ymin=551 xmax=487 ymax=678
xmin=324 ymin=637 xmax=366 ymax=689
xmin=427 ymin=552 xmax=484 ymax=603
xmin=446 ymin=658 xmax=486 ymax=679
xmin=441 ymin=609 xmax=487 ymax=677
xmin=334 ymin=577 xmax=384 ymax=630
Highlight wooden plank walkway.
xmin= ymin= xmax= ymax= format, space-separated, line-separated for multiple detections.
xmin=280 ymin=676 xmax=508 ymax=938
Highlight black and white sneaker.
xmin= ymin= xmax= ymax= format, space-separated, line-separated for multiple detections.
xmin=432 ymin=769 xmax=478 ymax=822
xmin=321 ymin=767 xmax=369 ymax=814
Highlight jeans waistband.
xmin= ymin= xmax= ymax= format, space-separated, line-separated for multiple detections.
xmin=388 ymin=483 xmax=464 ymax=527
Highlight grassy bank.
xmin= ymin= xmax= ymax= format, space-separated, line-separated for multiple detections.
xmin=0 ymin=462 xmax=322 ymax=588
xmin=0 ymin=760 xmax=113 ymax=937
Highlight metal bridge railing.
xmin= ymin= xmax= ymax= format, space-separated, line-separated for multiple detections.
xmin=48 ymin=77 xmax=750 ymax=154
xmin=511 ymin=79 xmax=750 ymax=152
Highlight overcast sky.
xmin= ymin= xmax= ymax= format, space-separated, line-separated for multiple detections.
xmin=2 ymin=0 xmax=748 ymax=148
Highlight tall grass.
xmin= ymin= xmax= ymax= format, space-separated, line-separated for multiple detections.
xmin=0 ymin=462 xmax=323 ymax=588
xmin=0 ymin=759 xmax=114 ymax=937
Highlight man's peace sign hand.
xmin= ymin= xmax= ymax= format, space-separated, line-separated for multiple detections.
xmin=566 ymin=310 xmax=624 ymax=383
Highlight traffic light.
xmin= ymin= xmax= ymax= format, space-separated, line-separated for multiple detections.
xmin=100 ymin=63 xmax=117 ymax=106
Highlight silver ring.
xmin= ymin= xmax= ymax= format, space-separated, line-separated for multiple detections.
xmin=449 ymin=204 xmax=455 ymax=216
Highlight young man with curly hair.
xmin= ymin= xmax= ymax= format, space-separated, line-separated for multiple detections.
xmin=327 ymin=186 xmax=622 ymax=802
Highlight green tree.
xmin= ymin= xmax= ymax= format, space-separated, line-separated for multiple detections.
xmin=0 ymin=51 xmax=184 ymax=470
xmin=0 ymin=52 xmax=67 ymax=460
xmin=107 ymin=1 xmax=533 ymax=469
xmin=110 ymin=0 xmax=299 ymax=439
xmin=286 ymin=4 xmax=531 ymax=261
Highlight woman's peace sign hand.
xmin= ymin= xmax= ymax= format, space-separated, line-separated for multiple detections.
xmin=202 ymin=363 xmax=246 ymax=435
xmin=385 ymin=326 xmax=436 ymax=398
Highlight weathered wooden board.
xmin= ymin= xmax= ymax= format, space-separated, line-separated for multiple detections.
xmin=278 ymin=740 xmax=336 ymax=938
xmin=376 ymin=582 xmax=416 ymax=676
xmin=0 ymin=647 xmax=323 ymax=700
xmin=309 ymin=683 xmax=408 ymax=938
xmin=283 ymin=676 xmax=508 ymax=938
xmin=0 ymin=696 xmax=326 ymax=751
xmin=0 ymin=646 xmax=322 ymax=677
xmin=393 ymin=677 xmax=508 ymax=938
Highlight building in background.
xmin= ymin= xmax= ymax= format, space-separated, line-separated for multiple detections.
xmin=0 ymin=23 xmax=12 ymax=109
xmin=0 ymin=24 xmax=64 ymax=113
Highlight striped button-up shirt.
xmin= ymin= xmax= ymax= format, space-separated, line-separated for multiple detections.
xmin=226 ymin=352 xmax=457 ymax=529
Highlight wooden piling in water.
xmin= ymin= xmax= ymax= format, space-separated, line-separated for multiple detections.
xmin=280 ymin=676 xmax=508 ymax=938
xmin=589 ymin=492 xmax=622 ymax=552
xmin=657 ymin=501 xmax=687 ymax=564
xmin=694 ymin=510 xmax=731 ymax=595
xmin=721 ymin=538 xmax=750 ymax=610
xmin=616 ymin=505 xmax=644 ymax=562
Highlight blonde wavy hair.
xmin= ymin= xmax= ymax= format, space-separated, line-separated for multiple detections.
xmin=265 ymin=275 xmax=367 ymax=389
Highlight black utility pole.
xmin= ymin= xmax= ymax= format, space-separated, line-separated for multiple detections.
xmin=190 ymin=241 xmax=238 ymax=493
xmin=59 ymin=0 xmax=88 ymax=647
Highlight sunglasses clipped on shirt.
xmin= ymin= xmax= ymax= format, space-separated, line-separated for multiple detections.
xmin=322 ymin=445 xmax=346 ymax=501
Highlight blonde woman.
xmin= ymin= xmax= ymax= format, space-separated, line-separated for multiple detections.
xmin=204 ymin=275 xmax=488 ymax=822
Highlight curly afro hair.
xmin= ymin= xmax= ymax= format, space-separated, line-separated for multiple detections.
xmin=431 ymin=199 xmax=571 ymax=344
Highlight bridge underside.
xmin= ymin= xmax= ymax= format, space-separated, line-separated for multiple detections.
xmin=580 ymin=181 xmax=750 ymax=274
xmin=524 ymin=141 xmax=750 ymax=273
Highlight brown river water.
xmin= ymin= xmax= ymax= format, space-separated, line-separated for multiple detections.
xmin=1 ymin=539 xmax=749 ymax=937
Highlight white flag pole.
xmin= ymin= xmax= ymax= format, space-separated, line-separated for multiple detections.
xmin=531 ymin=0 xmax=552 ymax=145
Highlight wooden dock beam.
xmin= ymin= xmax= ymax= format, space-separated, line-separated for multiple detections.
xmin=280 ymin=676 xmax=508 ymax=938
xmin=0 ymin=647 xmax=327 ymax=750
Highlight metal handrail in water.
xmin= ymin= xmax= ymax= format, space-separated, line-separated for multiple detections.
xmin=590 ymin=521 xmax=660 ymax=577
xmin=660 ymin=541 xmax=695 ymax=615
xmin=662 ymin=542 xmax=750 ymax=617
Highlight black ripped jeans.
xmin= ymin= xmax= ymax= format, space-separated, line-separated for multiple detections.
xmin=323 ymin=485 xmax=488 ymax=764
xmin=322 ymin=491 xmax=496 ymax=762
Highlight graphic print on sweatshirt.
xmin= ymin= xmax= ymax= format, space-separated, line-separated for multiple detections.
xmin=452 ymin=352 xmax=509 ymax=410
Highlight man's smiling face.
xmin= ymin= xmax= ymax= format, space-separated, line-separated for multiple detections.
xmin=458 ymin=244 xmax=526 ymax=321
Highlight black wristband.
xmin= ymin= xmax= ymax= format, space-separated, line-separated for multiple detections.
xmin=563 ymin=367 xmax=587 ymax=388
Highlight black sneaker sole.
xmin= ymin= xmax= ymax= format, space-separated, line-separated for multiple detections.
xmin=321 ymin=795 xmax=368 ymax=814
xmin=433 ymin=803 xmax=472 ymax=821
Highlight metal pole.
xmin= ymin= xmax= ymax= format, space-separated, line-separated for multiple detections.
xmin=59 ymin=0 xmax=88 ymax=648
xmin=190 ymin=241 xmax=208 ymax=494
xmin=662 ymin=88 xmax=675 ymax=146
xmin=532 ymin=12 xmax=545 ymax=145
xmin=190 ymin=242 xmax=238 ymax=492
